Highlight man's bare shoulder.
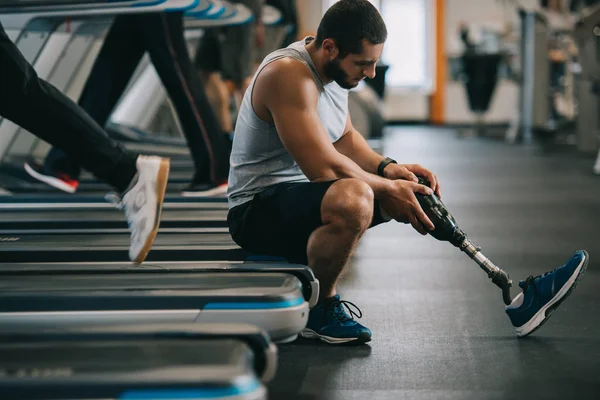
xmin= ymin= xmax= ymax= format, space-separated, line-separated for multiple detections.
xmin=257 ymin=57 xmax=317 ymax=95
xmin=252 ymin=57 xmax=319 ymax=122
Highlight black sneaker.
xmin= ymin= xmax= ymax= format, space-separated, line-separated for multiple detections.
xmin=24 ymin=161 xmax=79 ymax=193
xmin=181 ymin=181 xmax=228 ymax=197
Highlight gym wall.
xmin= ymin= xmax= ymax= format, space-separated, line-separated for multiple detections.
xmin=295 ymin=0 xmax=543 ymax=125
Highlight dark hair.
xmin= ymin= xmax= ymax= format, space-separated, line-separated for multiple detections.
xmin=315 ymin=0 xmax=388 ymax=58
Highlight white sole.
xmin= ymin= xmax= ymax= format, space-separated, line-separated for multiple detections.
xmin=132 ymin=158 xmax=170 ymax=265
xmin=24 ymin=163 xmax=76 ymax=193
xmin=181 ymin=183 xmax=228 ymax=197
xmin=300 ymin=328 xmax=364 ymax=344
xmin=515 ymin=252 xmax=588 ymax=337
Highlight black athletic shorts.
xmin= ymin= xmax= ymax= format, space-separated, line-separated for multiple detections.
xmin=227 ymin=181 xmax=388 ymax=265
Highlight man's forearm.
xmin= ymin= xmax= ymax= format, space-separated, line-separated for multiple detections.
xmin=313 ymin=152 xmax=393 ymax=199
xmin=334 ymin=128 xmax=386 ymax=174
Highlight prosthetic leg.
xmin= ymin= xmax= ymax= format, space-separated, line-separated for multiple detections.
xmin=415 ymin=178 xmax=514 ymax=305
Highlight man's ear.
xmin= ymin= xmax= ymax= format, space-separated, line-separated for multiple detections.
xmin=321 ymin=38 xmax=339 ymax=60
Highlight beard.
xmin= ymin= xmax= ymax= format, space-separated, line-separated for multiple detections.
xmin=323 ymin=57 xmax=358 ymax=89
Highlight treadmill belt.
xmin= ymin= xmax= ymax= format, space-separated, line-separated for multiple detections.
xmin=0 ymin=272 xmax=309 ymax=342
xmin=0 ymin=261 xmax=319 ymax=307
xmin=0 ymin=272 xmax=302 ymax=294
xmin=1 ymin=339 xmax=247 ymax=370
xmin=0 ymin=322 xmax=277 ymax=383
xmin=0 ymin=231 xmax=248 ymax=262
xmin=0 ymin=208 xmax=228 ymax=230
xmin=0 ymin=339 xmax=265 ymax=400
xmin=0 ymin=191 xmax=228 ymax=209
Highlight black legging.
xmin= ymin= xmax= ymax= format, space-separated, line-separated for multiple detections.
xmin=0 ymin=21 xmax=137 ymax=192
xmin=45 ymin=12 xmax=230 ymax=185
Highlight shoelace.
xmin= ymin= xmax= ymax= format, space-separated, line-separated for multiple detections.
xmin=326 ymin=300 xmax=363 ymax=323
xmin=522 ymin=275 xmax=539 ymax=296
xmin=521 ymin=265 xmax=561 ymax=296
xmin=105 ymin=193 xmax=137 ymax=238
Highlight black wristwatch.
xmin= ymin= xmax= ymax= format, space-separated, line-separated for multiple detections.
xmin=377 ymin=157 xmax=397 ymax=177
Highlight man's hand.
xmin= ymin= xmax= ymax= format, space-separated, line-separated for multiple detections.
xmin=384 ymin=163 xmax=441 ymax=198
xmin=379 ymin=180 xmax=435 ymax=235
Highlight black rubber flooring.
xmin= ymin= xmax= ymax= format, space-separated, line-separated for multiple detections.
xmin=268 ymin=126 xmax=600 ymax=400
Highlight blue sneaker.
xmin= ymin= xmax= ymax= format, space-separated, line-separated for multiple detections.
xmin=505 ymin=250 xmax=589 ymax=337
xmin=301 ymin=295 xmax=372 ymax=344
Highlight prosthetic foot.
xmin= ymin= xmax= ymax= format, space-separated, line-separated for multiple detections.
xmin=414 ymin=178 xmax=513 ymax=305
xmin=415 ymin=178 xmax=589 ymax=337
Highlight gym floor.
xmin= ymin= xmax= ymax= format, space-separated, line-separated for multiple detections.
xmin=268 ymin=126 xmax=600 ymax=400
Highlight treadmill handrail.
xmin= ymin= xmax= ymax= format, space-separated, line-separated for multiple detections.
xmin=262 ymin=4 xmax=282 ymax=26
xmin=189 ymin=0 xmax=225 ymax=18
xmin=0 ymin=0 xmax=199 ymax=29
xmin=0 ymin=0 xmax=167 ymax=13
xmin=186 ymin=2 xmax=254 ymax=28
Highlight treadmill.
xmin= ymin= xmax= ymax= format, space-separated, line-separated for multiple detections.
xmin=0 ymin=192 xmax=229 ymax=233
xmin=0 ymin=0 xmax=207 ymax=195
xmin=0 ymin=190 xmax=230 ymax=230
xmin=0 ymin=206 xmax=228 ymax=230
xmin=0 ymin=338 xmax=267 ymax=400
xmin=0 ymin=193 xmax=228 ymax=209
xmin=0 ymin=272 xmax=309 ymax=343
xmin=24 ymin=0 xmax=254 ymax=186
xmin=0 ymin=323 xmax=278 ymax=383
xmin=0 ymin=229 xmax=255 ymax=262
xmin=0 ymin=260 xmax=320 ymax=307
xmin=0 ymin=0 xmax=194 ymax=155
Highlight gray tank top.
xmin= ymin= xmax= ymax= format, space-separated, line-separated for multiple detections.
xmin=227 ymin=36 xmax=349 ymax=209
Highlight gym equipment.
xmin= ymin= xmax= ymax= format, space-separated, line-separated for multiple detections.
xmin=109 ymin=0 xmax=256 ymax=140
xmin=0 ymin=323 xmax=277 ymax=383
xmin=186 ymin=1 xmax=252 ymax=28
xmin=0 ymin=337 xmax=267 ymax=400
xmin=0 ymin=193 xmax=228 ymax=210
xmin=0 ymin=207 xmax=228 ymax=230
xmin=461 ymin=53 xmax=504 ymax=136
xmin=0 ymin=229 xmax=248 ymax=262
xmin=514 ymin=8 xmax=551 ymax=143
xmin=0 ymin=272 xmax=309 ymax=342
xmin=0 ymin=0 xmax=200 ymax=192
xmin=415 ymin=178 xmax=513 ymax=305
xmin=0 ymin=0 xmax=197 ymax=159
xmin=573 ymin=3 xmax=600 ymax=164
xmin=0 ymin=261 xmax=320 ymax=307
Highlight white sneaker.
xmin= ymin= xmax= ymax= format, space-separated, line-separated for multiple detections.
xmin=106 ymin=156 xmax=170 ymax=264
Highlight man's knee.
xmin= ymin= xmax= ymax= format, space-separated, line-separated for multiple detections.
xmin=322 ymin=179 xmax=374 ymax=231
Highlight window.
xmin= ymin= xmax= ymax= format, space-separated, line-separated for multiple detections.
xmin=322 ymin=0 xmax=433 ymax=90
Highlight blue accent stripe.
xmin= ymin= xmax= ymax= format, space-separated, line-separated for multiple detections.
xmin=185 ymin=1 xmax=212 ymax=16
xmin=120 ymin=380 xmax=261 ymax=399
xmin=202 ymin=5 xmax=226 ymax=19
xmin=204 ymin=297 xmax=304 ymax=310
